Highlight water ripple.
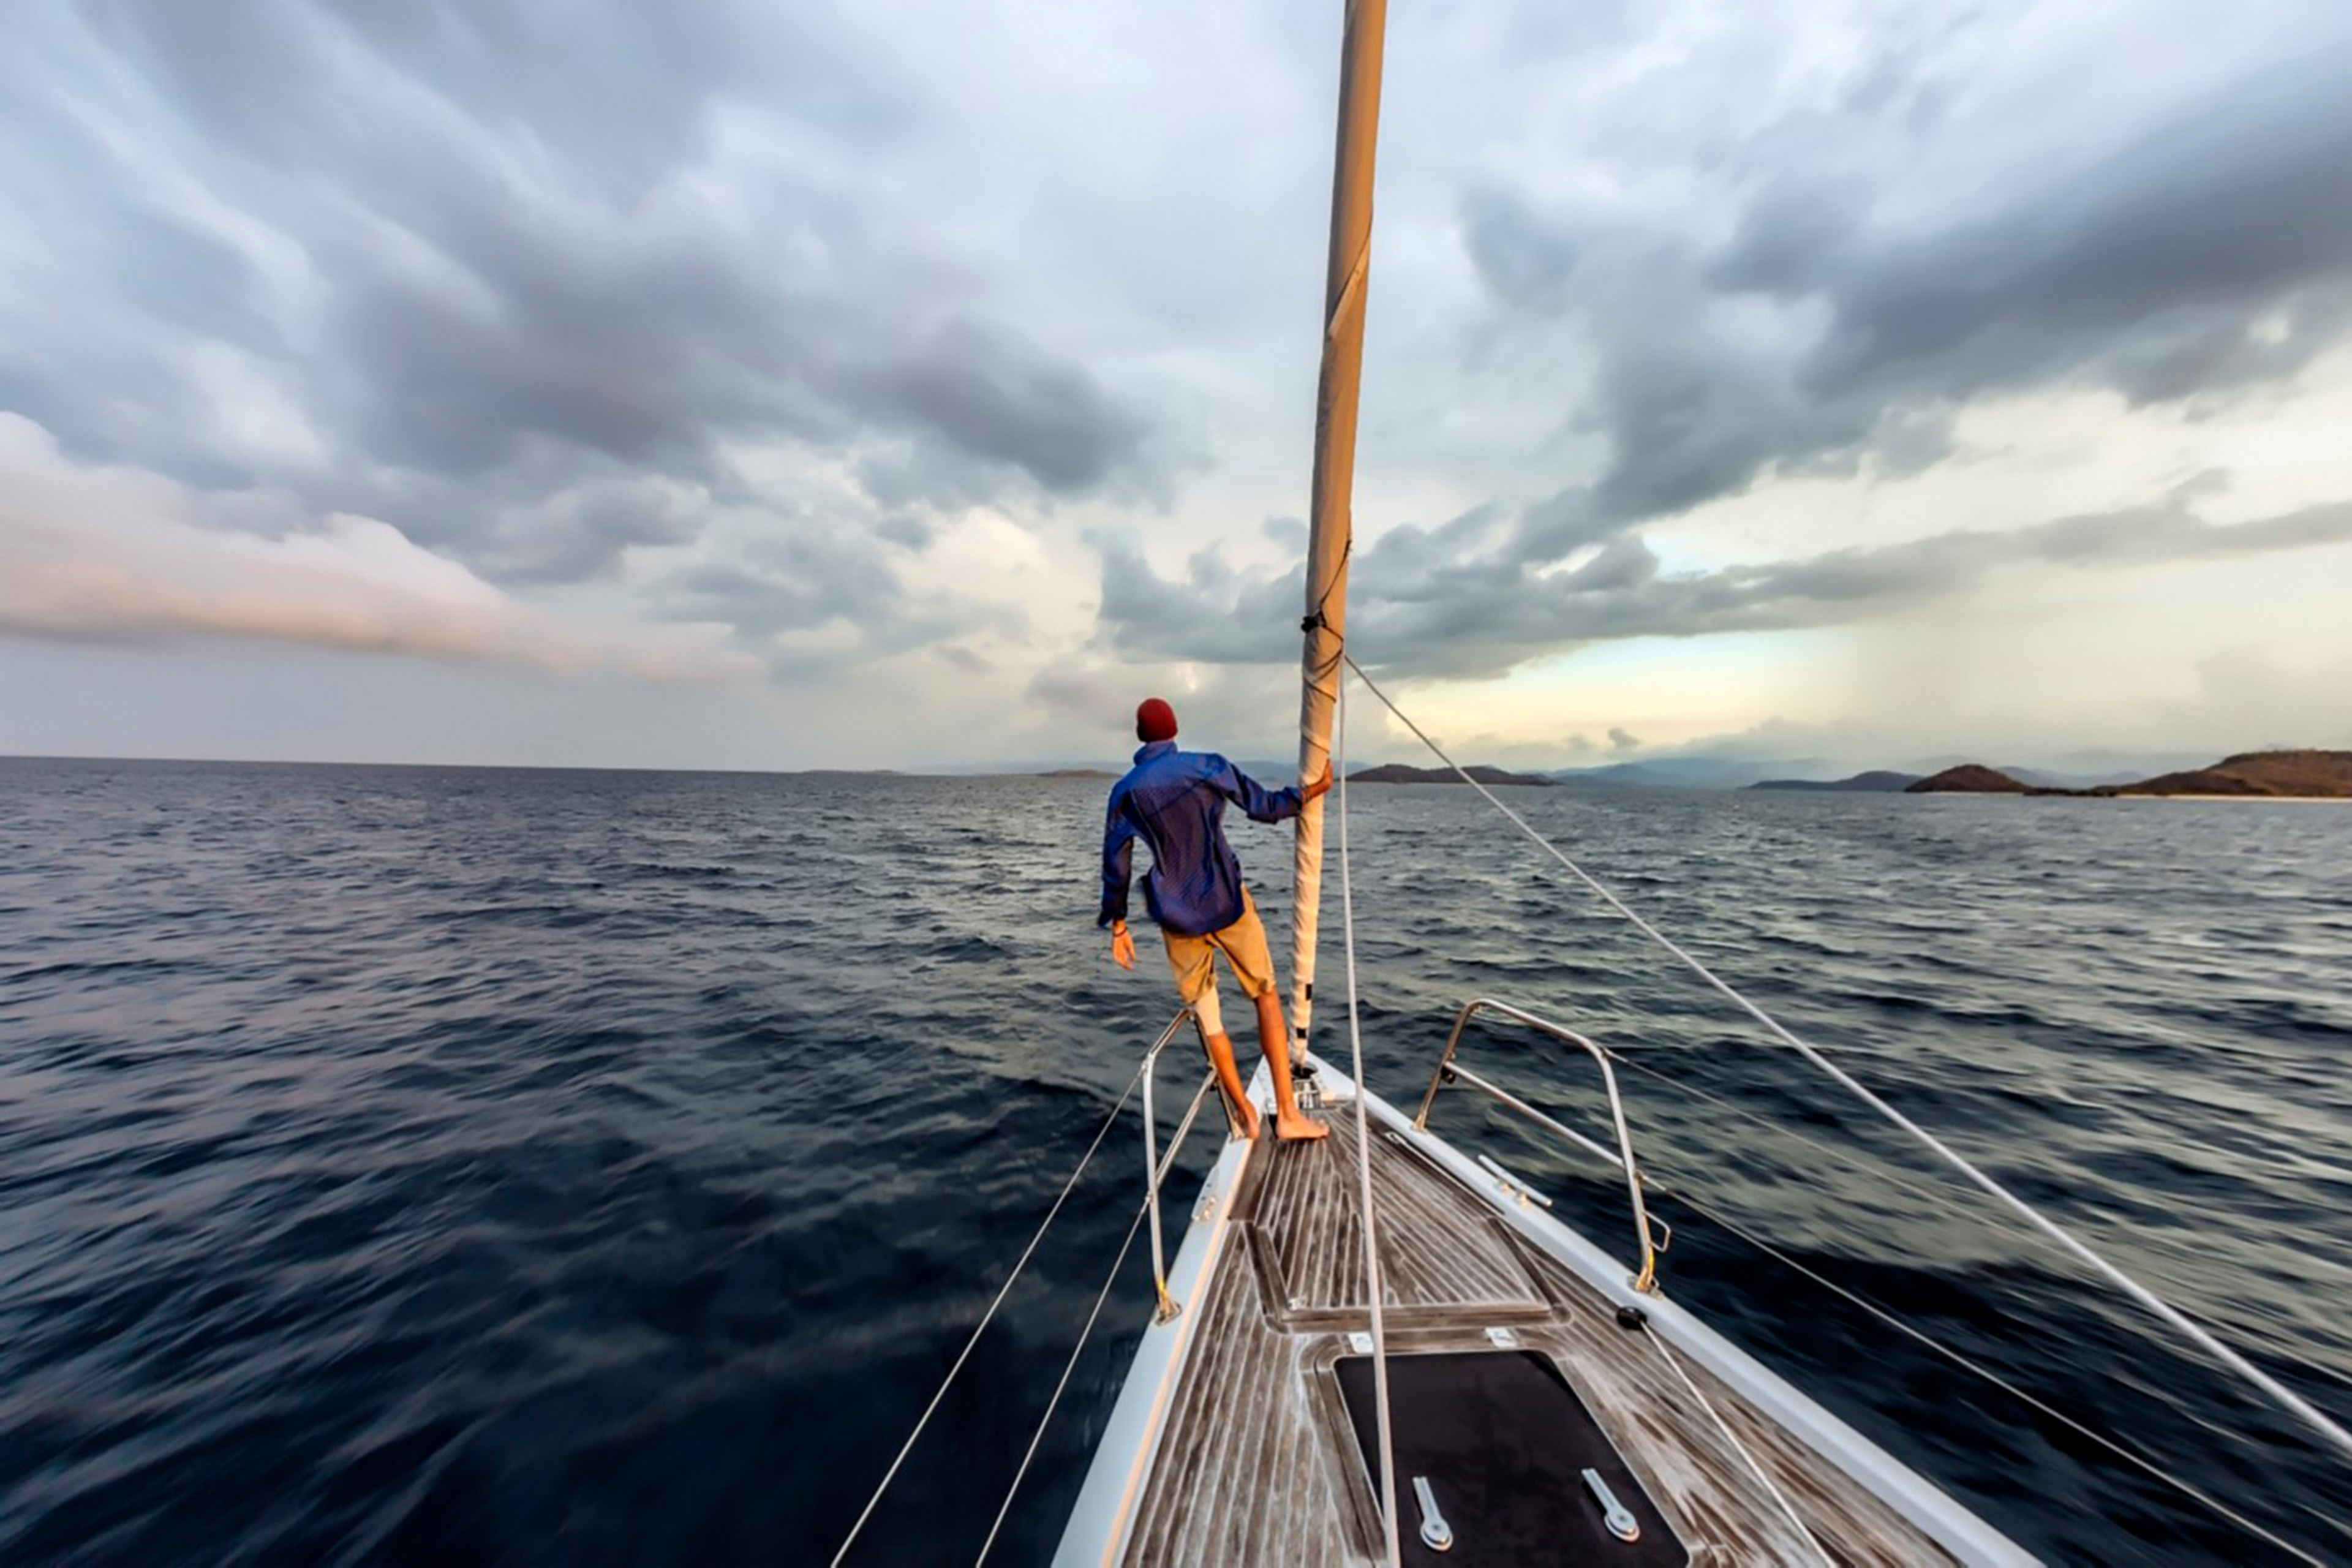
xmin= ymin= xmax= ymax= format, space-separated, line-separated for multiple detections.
xmin=1 ymin=761 xmax=2348 ymax=1563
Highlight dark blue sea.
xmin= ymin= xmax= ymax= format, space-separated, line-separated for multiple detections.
xmin=2 ymin=757 xmax=2348 ymax=1564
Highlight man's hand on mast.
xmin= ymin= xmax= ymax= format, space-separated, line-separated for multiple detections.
xmin=1301 ymin=764 xmax=1333 ymax=804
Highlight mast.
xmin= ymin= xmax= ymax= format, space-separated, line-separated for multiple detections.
xmin=1291 ymin=0 xmax=1388 ymax=1057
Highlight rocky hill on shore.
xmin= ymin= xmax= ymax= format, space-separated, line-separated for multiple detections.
xmin=1906 ymin=764 xmax=2033 ymax=793
xmin=1749 ymin=770 xmax=1920 ymax=792
xmin=1905 ymin=750 xmax=2352 ymax=798
xmin=2108 ymin=749 xmax=2352 ymax=797
xmin=1347 ymin=763 xmax=1551 ymax=786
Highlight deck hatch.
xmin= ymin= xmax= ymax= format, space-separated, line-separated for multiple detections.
xmin=1335 ymin=1351 xmax=1687 ymax=1566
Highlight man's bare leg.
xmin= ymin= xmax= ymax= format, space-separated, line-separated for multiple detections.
xmin=1199 ymin=1028 xmax=1261 ymax=1140
xmin=1254 ymin=991 xmax=1329 ymax=1141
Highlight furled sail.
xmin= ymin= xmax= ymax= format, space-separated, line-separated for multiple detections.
xmin=1290 ymin=0 xmax=1389 ymax=1057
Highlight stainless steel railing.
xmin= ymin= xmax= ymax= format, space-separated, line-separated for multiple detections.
xmin=1411 ymin=997 xmax=1668 ymax=1294
xmin=1139 ymin=1007 xmax=1220 ymax=1323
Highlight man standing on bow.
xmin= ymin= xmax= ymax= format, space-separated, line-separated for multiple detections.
xmin=1101 ymin=698 xmax=1332 ymax=1142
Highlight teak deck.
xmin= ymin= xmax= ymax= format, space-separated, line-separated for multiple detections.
xmin=1116 ymin=1109 xmax=1961 ymax=1567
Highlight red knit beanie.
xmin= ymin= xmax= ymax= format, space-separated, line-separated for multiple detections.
xmin=1136 ymin=697 xmax=1178 ymax=744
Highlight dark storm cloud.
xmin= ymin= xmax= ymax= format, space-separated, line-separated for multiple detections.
xmin=867 ymin=317 xmax=1158 ymax=500
xmin=933 ymin=644 xmax=992 ymax=674
xmin=1174 ymin=21 xmax=2352 ymax=687
xmin=1095 ymin=538 xmax=1300 ymax=666
xmin=1098 ymin=490 xmax=2352 ymax=680
xmin=1798 ymin=70 xmax=2352 ymax=407
xmin=1465 ymin=38 xmax=2352 ymax=555
xmin=479 ymin=477 xmax=712 ymax=586
xmin=666 ymin=537 xmax=905 ymax=647
xmin=0 ymin=0 xmax=1169 ymax=614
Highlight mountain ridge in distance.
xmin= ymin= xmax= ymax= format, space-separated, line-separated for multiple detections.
xmin=1747 ymin=770 xmax=1920 ymax=792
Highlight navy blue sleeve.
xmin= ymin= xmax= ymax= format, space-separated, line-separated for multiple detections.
xmin=1099 ymin=794 xmax=1137 ymax=926
xmin=1205 ymin=755 xmax=1303 ymax=824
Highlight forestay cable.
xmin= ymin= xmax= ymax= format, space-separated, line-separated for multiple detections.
xmin=1341 ymin=650 xmax=2352 ymax=1469
xmin=1334 ymin=673 xmax=1401 ymax=1566
xmin=831 ymin=1061 xmax=1147 ymax=1567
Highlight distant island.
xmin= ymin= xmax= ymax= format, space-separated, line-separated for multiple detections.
xmin=1906 ymin=764 xmax=2041 ymax=794
xmin=1907 ymin=750 xmax=2352 ymax=799
xmin=1036 ymin=767 xmax=1117 ymax=779
xmin=1748 ymin=770 xmax=1920 ymax=793
xmin=1348 ymin=763 xmax=1552 ymax=787
xmin=2119 ymin=750 xmax=2352 ymax=796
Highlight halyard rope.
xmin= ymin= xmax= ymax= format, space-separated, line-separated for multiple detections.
xmin=1335 ymin=676 xmax=1402 ymax=1566
xmin=831 ymin=1059 xmax=1147 ymax=1566
xmin=1340 ymin=651 xmax=2352 ymax=1469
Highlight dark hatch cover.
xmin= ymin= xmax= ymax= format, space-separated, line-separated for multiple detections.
xmin=1336 ymin=1351 xmax=1686 ymax=1566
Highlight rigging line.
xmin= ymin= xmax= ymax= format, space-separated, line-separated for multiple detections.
xmin=1638 ymin=1172 xmax=2337 ymax=1564
xmin=1303 ymin=535 xmax=1353 ymax=636
xmin=1612 ymin=1046 xmax=2352 ymax=1429
xmin=1300 ymin=538 xmax=1352 ymax=710
xmin=1341 ymin=650 xmax=2352 ymax=1469
xmin=1335 ymin=668 xmax=1401 ymax=1566
xmin=973 ymin=1179 xmax=1158 ymax=1566
xmin=1642 ymin=1326 xmax=1836 ymax=1567
xmin=831 ymin=1061 xmax=1147 ymax=1567
xmin=1501 ymin=1041 xmax=2340 ymax=1554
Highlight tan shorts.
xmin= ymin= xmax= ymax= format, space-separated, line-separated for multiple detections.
xmin=1163 ymin=888 xmax=1277 ymax=1036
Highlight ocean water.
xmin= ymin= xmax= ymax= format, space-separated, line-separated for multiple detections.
xmin=1 ymin=756 xmax=2348 ymax=1565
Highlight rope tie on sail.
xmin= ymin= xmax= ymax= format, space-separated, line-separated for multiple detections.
xmin=1300 ymin=537 xmax=1352 ymax=689
xmin=1327 ymin=241 xmax=1370 ymax=345
xmin=1334 ymin=674 xmax=1402 ymax=1566
xmin=830 ymin=1060 xmax=1147 ymax=1567
xmin=1339 ymin=649 xmax=2352 ymax=1471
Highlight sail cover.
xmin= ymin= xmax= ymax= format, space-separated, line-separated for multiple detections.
xmin=1289 ymin=0 xmax=1387 ymax=1054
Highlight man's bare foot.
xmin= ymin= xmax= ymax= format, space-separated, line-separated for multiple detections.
xmin=1275 ymin=1111 xmax=1330 ymax=1142
xmin=1231 ymin=1100 xmax=1262 ymax=1142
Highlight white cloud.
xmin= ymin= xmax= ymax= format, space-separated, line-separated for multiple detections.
xmin=0 ymin=414 xmax=756 ymax=681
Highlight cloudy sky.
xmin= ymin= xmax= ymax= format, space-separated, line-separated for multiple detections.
xmin=4 ymin=0 xmax=2350 ymax=771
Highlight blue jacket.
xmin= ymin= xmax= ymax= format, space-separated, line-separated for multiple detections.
xmin=1100 ymin=742 xmax=1303 ymax=937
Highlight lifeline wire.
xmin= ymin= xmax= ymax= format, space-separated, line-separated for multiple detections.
xmin=1613 ymin=1040 xmax=2352 ymax=1460
xmin=1643 ymin=1325 xmax=1835 ymax=1566
xmin=972 ymin=1167 xmax=1162 ymax=1566
xmin=1624 ymin=1145 xmax=2336 ymax=1564
xmin=831 ymin=1060 xmax=1147 ymax=1567
xmin=1342 ymin=650 xmax=2352 ymax=1469
xmin=1333 ymin=671 xmax=1401 ymax=1566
